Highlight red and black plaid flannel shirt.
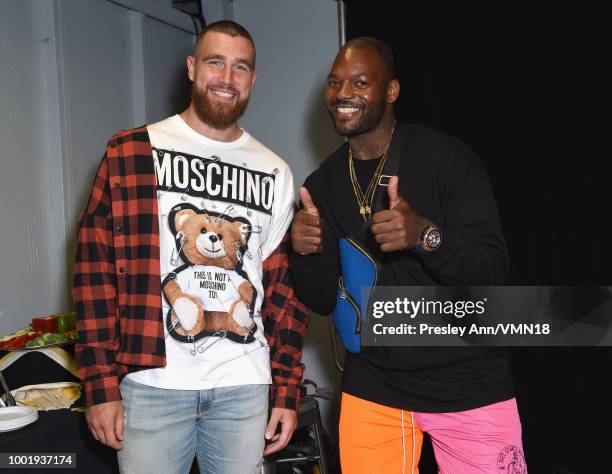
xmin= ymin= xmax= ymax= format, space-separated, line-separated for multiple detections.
xmin=73 ymin=127 xmax=309 ymax=410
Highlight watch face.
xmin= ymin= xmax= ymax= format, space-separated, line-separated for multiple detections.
xmin=424 ymin=228 xmax=442 ymax=250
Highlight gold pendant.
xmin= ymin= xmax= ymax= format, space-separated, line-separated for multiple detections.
xmin=360 ymin=205 xmax=371 ymax=216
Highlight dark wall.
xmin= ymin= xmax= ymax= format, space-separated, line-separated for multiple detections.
xmin=346 ymin=1 xmax=612 ymax=472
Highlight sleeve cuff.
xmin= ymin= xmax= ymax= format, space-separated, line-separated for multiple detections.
xmin=271 ymin=384 xmax=301 ymax=411
xmin=83 ymin=374 xmax=122 ymax=407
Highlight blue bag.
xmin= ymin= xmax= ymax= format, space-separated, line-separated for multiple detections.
xmin=329 ymin=129 xmax=402 ymax=353
xmin=332 ymin=237 xmax=380 ymax=353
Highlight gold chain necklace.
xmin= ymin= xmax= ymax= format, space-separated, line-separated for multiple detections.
xmin=348 ymin=122 xmax=396 ymax=221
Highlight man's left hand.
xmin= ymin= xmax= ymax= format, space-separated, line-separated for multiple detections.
xmin=371 ymin=176 xmax=428 ymax=252
xmin=263 ymin=407 xmax=297 ymax=455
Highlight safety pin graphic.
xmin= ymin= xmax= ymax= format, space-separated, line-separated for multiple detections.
xmin=180 ymin=187 xmax=190 ymax=201
xmin=234 ymin=241 xmax=253 ymax=260
xmin=165 ymin=317 xmax=180 ymax=339
xmin=240 ymin=224 xmax=262 ymax=235
xmin=202 ymin=187 xmax=217 ymax=209
xmin=216 ymin=205 xmax=235 ymax=225
xmin=195 ymin=200 xmax=213 ymax=223
xmin=244 ymin=195 xmax=254 ymax=217
xmin=161 ymin=206 xmax=177 ymax=219
xmin=170 ymin=232 xmax=187 ymax=266
xmin=231 ymin=241 xmax=248 ymax=264
xmin=157 ymin=184 xmax=174 ymax=198
xmin=262 ymin=167 xmax=280 ymax=186
xmin=195 ymin=330 xmax=227 ymax=354
xmin=242 ymin=331 xmax=252 ymax=352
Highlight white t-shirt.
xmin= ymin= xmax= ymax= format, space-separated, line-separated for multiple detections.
xmin=127 ymin=114 xmax=294 ymax=390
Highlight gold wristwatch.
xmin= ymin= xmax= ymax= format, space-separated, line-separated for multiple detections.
xmin=418 ymin=224 xmax=442 ymax=252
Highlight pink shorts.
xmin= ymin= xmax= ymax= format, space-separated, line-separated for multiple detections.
xmin=339 ymin=393 xmax=527 ymax=473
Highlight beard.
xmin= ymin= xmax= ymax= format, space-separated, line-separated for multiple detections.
xmin=328 ymin=97 xmax=386 ymax=138
xmin=191 ymin=82 xmax=250 ymax=130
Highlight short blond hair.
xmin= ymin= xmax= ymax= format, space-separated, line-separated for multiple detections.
xmin=193 ymin=20 xmax=256 ymax=67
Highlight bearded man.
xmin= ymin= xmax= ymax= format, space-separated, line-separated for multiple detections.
xmin=73 ymin=20 xmax=308 ymax=474
xmin=290 ymin=37 xmax=526 ymax=473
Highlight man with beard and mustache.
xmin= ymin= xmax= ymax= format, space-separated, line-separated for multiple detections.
xmin=290 ymin=38 xmax=527 ymax=473
xmin=74 ymin=20 xmax=308 ymax=474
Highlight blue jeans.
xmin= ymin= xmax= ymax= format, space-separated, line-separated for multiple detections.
xmin=117 ymin=378 xmax=268 ymax=474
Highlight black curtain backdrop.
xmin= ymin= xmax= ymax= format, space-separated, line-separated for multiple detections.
xmin=346 ymin=1 xmax=612 ymax=473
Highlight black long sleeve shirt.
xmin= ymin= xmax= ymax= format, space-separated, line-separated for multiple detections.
xmin=291 ymin=123 xmax=514 ymax=412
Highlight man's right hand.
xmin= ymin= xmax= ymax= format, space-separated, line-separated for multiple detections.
xmin=85 ymin=400 xmax=124 ymax=450
xmin=291 ymin=187 xmax=322 ymax=255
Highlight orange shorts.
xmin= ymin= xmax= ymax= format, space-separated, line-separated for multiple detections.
xmin=339 ymin=392 xmax=526 ymax=474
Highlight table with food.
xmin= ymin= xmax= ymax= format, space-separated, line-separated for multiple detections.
xmin=0 ymin=312 xmax=78 ymax=351
xmin=0 ymin=312 xmax=119 ymax=472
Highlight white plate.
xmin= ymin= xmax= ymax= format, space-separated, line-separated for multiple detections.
xmin=0 ymin=406 xmax=38 ymax=432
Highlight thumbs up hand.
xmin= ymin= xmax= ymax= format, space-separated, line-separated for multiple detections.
xmin=291 ymin=187 xmax=323 ymax=255
xmin=299 ymin=187 xmax=319 ymax=217
xmin=371 ymin=176 xmax=428 ymax=253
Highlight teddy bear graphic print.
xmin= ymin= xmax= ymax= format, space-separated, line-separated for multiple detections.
xmin=161 ymin=203 xmax=257 ymax=344
xmin=147 ymin=114 xmax=294 ymax=360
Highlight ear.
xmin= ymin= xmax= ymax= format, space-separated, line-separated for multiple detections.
xmin=174 ymin=209 xmax=196 ymax=231
xmin=251 ymin=70 xmax=257 ymax=89
xmin=387 ymin=78 xmax=400 ymax=104
xmin=187 ymin=55 xmax=195 ymax=82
